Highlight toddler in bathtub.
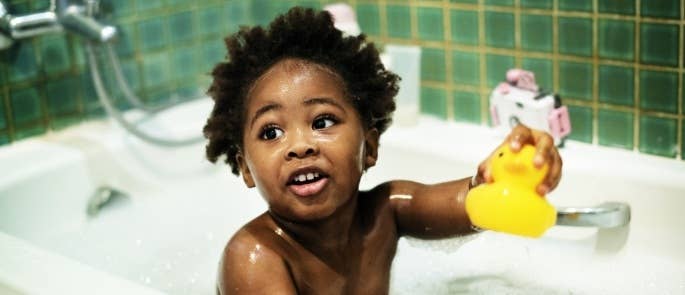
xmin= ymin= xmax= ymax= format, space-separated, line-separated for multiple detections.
xmin=203 ymin=7 xmax=562 ymax=294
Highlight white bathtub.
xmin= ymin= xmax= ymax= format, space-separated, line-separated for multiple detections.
xmin=1 ymin=98 xmax=683 ymax=294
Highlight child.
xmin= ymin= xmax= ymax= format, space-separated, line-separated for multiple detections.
xmin=203 ymin=7 xmax=562 ymax=294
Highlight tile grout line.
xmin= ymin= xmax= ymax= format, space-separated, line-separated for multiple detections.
xmin=31 ymin=36 xmax=49 ymax=139
xmin=410 ymin=0 xmax=418 ymax=41
xmin=443 ymin=0 xmax=455 ymax=121
xmin=376 ymin=37 xmax=684 ymax=73
xmin=379 ymin=0 xmax=388 ymax=40
xmin=678 ymin=0 xmax=684 ymax=160
xmin=442 ymin=3 xmax=681 ymax=25
xmin=132 ymin=2 xmax=148 ymax=108
xmin=67 ymin=35 xmax=86 ymax=120
xmin=592 ymin=0 xmax=599 ymax=145
xmin=552 ymin=0 xmax=559 ymax=95
xmin=633 ymin=0 xmax=641 ymax=153
xmin=477 ymin=0 xmax=488 ymax=125
xmin=514 ymin=0 xmax=521 ymax=68
xmin=0 ymin=35 xmax=11 ymax=140
xmin=562 ymin=98 xmax=682 ymax=119
xmin=409 ymin=0 xmax=419 ymax=115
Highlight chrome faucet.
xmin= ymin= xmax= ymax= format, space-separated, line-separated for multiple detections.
xmin=60 ymin=0 xmax=117 ymax=42
xmin=0 ymin=0 xmax=116 ymax=49
xmin=556 ymin=202 xmax=631 ymax=228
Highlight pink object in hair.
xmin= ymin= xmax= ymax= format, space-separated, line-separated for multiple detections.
xmin=324 ymin=3 xmax=361 ymax=36
xmin=324 ymin=3 xmax=357 ymax=23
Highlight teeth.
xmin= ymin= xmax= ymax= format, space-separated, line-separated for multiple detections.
xmin=292 ymin=172 xmax=323 ymax=183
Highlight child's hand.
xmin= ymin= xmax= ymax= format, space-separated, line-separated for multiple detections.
xmin=475 ymin=124 xmax=562 ymax=195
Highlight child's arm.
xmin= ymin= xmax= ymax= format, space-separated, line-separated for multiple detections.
xmin=217 ymin=230 xmax=297 ymax=295
xmin=386 ymin=124 xmax=562 ymax=238
xmin=383 ymin=177 xmax=474 ymax=238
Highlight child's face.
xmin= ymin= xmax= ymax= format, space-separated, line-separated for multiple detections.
xmin=237 ymin=59 xmax=379 ymax=221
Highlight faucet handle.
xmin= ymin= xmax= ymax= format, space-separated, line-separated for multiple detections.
xmin=60 ymin=4 xmax=116 ymax=42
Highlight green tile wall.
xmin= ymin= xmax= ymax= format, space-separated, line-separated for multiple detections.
xmin=0 ymin=0 xmax=260 ymax=146
xmin=353 ymin=0 xmax=685 ymax=161
xmin=1 ymin=0 xmax=684 ymax=162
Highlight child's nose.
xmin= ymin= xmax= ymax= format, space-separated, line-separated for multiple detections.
xmin=285 ymin=130 xmax=319 ymax=159
xmin=287 ymin=146 xmax=317 ymax=159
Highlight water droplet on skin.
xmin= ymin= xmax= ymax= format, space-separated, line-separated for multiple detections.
xmin=275 ymin=228 xmax=286 ymax=238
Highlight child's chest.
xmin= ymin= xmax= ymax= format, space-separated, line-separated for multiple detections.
xmin=287 ymin=232 xmax=398 ymax=295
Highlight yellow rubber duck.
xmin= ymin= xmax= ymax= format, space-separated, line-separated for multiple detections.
xmin=465 ymin=144 xmax=556 ymax=237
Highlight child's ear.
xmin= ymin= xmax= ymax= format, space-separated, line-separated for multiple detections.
xmin=363 ymin=128 xmax=380 ymax=170
xmin=236 ymin=152 xmax=256 ymax=188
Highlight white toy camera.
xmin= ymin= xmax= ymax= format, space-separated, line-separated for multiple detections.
xmin=489 ymin=69 xmax=571 ymax=146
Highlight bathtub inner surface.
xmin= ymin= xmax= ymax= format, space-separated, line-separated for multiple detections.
xmin=1 ymin=99 xmax=684 ymax=294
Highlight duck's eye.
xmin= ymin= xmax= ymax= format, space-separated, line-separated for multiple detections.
xmin=312 ymin=115 xmax=337 ymax=130
xmin=260 ymin=126 xmax=284 ymax=140
xmin=498 ymin=152 xmax=504 ymax=157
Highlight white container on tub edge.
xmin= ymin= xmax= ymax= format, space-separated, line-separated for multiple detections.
xmin=382 ymin=45 xmax=421 ymax=126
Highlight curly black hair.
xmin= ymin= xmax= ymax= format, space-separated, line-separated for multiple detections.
xmin=203 ymin=6 xmax=400 ymax=175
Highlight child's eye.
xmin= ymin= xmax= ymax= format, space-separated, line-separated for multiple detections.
xmin=260 ymin=125 xmax=284 ymax=140
xmin=312 ymin=115 xmax=337 ymax=130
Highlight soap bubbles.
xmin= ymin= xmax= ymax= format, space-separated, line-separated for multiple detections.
xmin=404 ymin=233 xmax=482 ymax=253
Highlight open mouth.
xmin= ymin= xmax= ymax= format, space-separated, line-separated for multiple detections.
xmin=287 ymin=171 xmax=327 ymax=185
xmin=286 ymin=169 xmax=329 ymax=197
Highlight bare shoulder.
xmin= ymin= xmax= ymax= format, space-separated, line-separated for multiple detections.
xmin=357 ymin=180 xmax=425 ymax=228
xmin=361 ymin=180 xmax=426 ymax=203
xmin=217 ymin=215 xmax=297 ymax=295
